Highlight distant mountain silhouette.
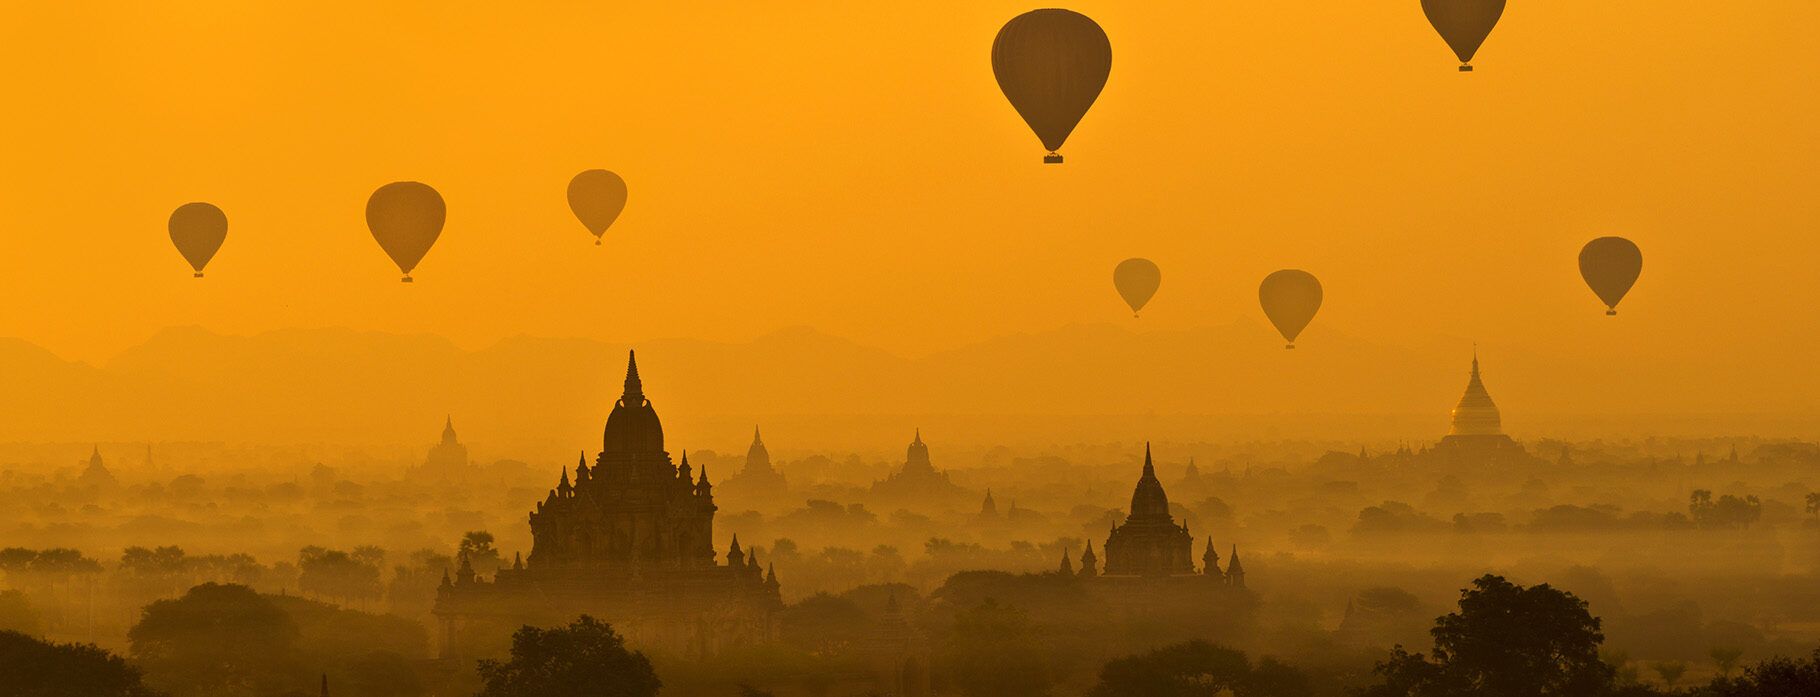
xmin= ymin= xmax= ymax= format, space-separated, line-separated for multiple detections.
xmin=0 ymin=324 xmax=1809 ymax=447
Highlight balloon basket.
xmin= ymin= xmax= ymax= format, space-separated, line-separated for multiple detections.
xmin=1606 ymin=309 xmax=1617 ymax=316
xmin=193 ymin=272 xmax=203 ymax=278
xmin=402 ymin=276 xmax=413 ymax=283
xmin=595 ymin=239 xmax=602 ymax=246
xmin=1459 ymin=64 xmax=1473 ymax=72
xmin=1043 ymin=154 xmax=1063 ymax=164
xmin=1285 ymin=344 xmax=1295 ymax=350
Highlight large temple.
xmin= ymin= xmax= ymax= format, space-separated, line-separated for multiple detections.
xmin=79 ymin=445 xmax=115 ymax=487
xmin=422 ymin=416 xmax=472 ymax=474
xmin=723 ymin=426 xmax=789 ymax=499
xmin=1066 ymin=445 xmax=1245 ymax=587
xmin=870 ymin=430 xmax=966 ymax=502
xmin=434 ymin=352 xmax=782 ymax=660
xmin=1431 ymin=351 xmax=1529 ymax=466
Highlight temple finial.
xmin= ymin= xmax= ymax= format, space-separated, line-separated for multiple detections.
xmin=1142 ymin=442 xmax=1155 ymax=476
xmin=622 ymin=350 xmax=644 ymax=405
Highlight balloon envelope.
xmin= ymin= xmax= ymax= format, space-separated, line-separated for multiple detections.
xmin=1578 ymin=237 xmax=1642 ymax=315
xmin=1259 ymin=270 xmax=1323 ymax=348
xmin=567 ymin=170 xmax=628 ymax=245
xmin=991 ymin=9 xmax=1111 ymax=162
xmin=168 ymin=202 xmax=227 ymax=277
xmin=1113 ymin=258 xmax=1161 ymax=316
xmin=1421 ymin=0 xmax=1505 ymax=69
xmin=366 ymin=182 xmax=445 ymax=281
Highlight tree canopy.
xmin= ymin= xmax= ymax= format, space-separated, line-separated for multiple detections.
xmin=129 ymin=582 xmax=301 ymax=696
xmin=476 ymin=615 xmax=660 ymax=697
xmin=940 ymin=597 xmax=1053 ymax=697
xmin=1361 ymin=574 xmax=1614 ymax=697
xmin=0 ymin=629 xmax=166 ymax=697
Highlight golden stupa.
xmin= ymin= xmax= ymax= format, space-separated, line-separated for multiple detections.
xmin=1434 ymin=350 xmax=1527 ymax=465
xmin=1448 ymin=352 xmax=1502 ymax=437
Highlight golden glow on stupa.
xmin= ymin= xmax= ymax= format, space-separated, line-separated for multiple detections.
xmin=1448 ymin=352 xmax=1503 ymax=437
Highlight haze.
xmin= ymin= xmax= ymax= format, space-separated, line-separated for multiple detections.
xmin=4 ymin=3 xmax=1820 ymax=697
xmin=1 ymin=3 xmax=1815 ymax=410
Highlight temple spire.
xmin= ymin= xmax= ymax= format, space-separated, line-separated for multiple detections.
xmin=1143 ymin=442 xmax=1155 ymax=477
xmin=622 ymin=350 xmax=644 ymax=405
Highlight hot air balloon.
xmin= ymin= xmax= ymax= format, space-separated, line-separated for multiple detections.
xmin=1113 ymin=258 xmax=1161 ymax=317
xmin=567 ymin=170 xmax=628 ymax=246
xmin=991 ymin=9 xmax=1112 ymax=163
xmin=1259 ymin=270 xmax=1323 ymax=349
xmin=1578 ymin=237 xmax=1642 ymax=315
xmin=1421 ymin=0 xmax=1505 ymax=71
xmin=366 ymin=182 xmax=445 ymax=282
xmin=168 ymin=202 xmax=227 ymax=278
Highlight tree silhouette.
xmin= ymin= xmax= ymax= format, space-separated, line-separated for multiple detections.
xmin=1088 ymin=639 xmax=1312 ymax=697
xmin=1710 ymin=647 xmax=1744 ymax=678
xmin=298 ymin=546 xmax=382 ymax=606
xmin=1650 ymin=661 xmax=1686 ymax=687
xmin=460 ymin=531 xmax=504 ymax=575
xmin=1360 ymin=574 xmax=1614 ymax=697
xmin=0 ymin=590 xmax=41 ymax=636
xmin=129 ymin=583 xmax=300 ymax=696
xmin=0 ymin=630 xmax=165 ymax=697
xmin=1707 ymin=648 xmax=1820 ymax=696
xmin=940 ymin=598 xmax=1051 ymax=697
xmin=476 ymin=615 xmax=659 ymax=697
xmin=1689 ymin=490 xmax=1762 ymax=529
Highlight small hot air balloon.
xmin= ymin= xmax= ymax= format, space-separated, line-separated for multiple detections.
xmin=168 ymin=202 xmax=227 ymax=278
xmin=567 ymin=170 xmax=628 ymax=246
xmin=1259 ymin=270 xmax=1323 ymax=349
xmin=1113 ymin=258 xmax=1161 ymax=317
xmin=1578 ymin=237 xmax=1642 ymax=315
xmin=991 ymin=9 xmax=1112 ymax=163
xmin=1421 ymin=0 xmax=1505 ymax=71
xmin=366 ymin=182 xmax=445 ymax=283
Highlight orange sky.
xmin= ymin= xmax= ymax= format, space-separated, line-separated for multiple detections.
xmin=1 ymin=2 xmax=1815 ymax=416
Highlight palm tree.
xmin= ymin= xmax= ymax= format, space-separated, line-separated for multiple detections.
xmin=1710 ymin=647 xmax=1743 ymax=678
xmin=1650 ymin=661 xmax=1686 ymax=687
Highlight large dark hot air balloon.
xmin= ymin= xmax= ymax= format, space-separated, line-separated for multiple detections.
xmin=366 ymin=182 xmax=445 ymax=283
xmin=1113 ymin=258 xmax=1160 ymax=317
xmin=992 ymin=9 xmax=1112 ymax=163
xmin=1421 ymin=0 xmax=1505 ymax=71
xmin=567 ymin=170 xmax=628 ymax=246
xmin=1578 ymin=237 xmax=1642 ymax=315
xmin=1259 ymin=270 xmax=1323 ymax=349
xmin=168 ymin=202 xmax=227 ymax=278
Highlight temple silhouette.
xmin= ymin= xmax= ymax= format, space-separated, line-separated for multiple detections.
xmin=421 ymin=416 xmax=472 ymax=474
xmin=1064 ymin=445 xmax=1245 ymax=589
xmin=433 ymin=352 xmax=782 ymax=660
xmin=1430 ymin=351 xmax=1529 ymax=467
xmin=79 ymin=445 xmax=115 ymax=488
xmin=870 ymin=430 xmax=966 ymax=503
xmin=722 ymin=426 xmax=789 ymax=499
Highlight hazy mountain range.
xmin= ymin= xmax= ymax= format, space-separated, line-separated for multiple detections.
xmin=1 ymin=323 xmax=1811 ymax=449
